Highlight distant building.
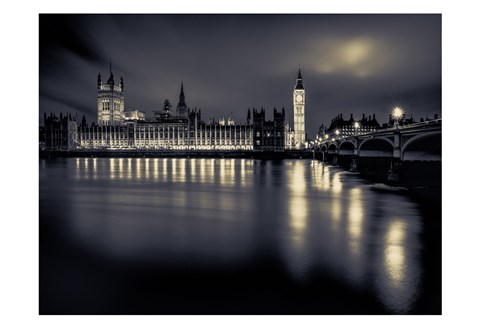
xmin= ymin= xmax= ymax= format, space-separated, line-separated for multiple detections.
xmin=123 ymin=109 xmax=146 ymax=122
xmin=43 ymin=112 xmax=77 ymax=150
xmin=252 ymin=107 xmax=286 ymax=151
xmin=318 ymin=113 xmax=381 ymax=139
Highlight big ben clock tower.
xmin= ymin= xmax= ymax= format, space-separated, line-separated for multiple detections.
xmin=293 ymin=69 xmax=305 ymax=149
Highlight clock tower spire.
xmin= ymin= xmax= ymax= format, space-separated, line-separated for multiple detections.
xmin=293 ymin=68 xmax=306 ymax=149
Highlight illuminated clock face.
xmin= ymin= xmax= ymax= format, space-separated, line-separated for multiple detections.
xmin=296 ymin=94 xmax=303 ymax=102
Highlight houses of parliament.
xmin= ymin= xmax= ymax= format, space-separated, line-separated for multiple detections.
xmin=42 ymin=66 xmax=308 ymax=151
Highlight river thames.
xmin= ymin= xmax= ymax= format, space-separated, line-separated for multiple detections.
xmin=39 ymin=158 xmax=441 ymax=314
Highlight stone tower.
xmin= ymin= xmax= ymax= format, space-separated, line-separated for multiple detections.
xmin=293 ymin=69 xmax=305 ymax=149
xmin=97 ymin=60 xmax=125 ymax=126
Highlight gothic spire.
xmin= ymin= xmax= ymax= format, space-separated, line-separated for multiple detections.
xmin=107 ymin=59 xmax=114 ymax=85
xmin=178 ymin=82 xmax=186 ymax=108
xmin=295 ymin=68 xmax=304 ymax=90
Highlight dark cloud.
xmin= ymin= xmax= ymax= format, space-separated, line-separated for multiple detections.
xmin=39 ymin=14 xmax=441 ymax=137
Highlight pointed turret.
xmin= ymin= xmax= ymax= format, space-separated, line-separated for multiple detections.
xmin=178 ymin=82 xmax=186 ymax=107
xmin=294 ymin=68 xmax=304 ymax=90
xmin=97 ymin=72 xmax=102 ymax=90
xmin=177 ymin=82 xmax=188 ymax=117
xmin=107 ymin=59 xmax=114 ymax=86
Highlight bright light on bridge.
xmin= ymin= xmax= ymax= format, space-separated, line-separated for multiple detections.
xmin=392 ymin=107 xmax=404 ymax=119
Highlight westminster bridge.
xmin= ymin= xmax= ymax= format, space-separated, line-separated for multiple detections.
xmin=313 ymin=119 xmax=441 ymax=185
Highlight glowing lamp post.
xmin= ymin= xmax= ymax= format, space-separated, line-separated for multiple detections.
xmin=392 ymin=107 xmax=404 ymax=128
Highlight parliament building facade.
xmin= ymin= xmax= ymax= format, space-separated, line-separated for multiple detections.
xmin=42 ymin=67 xmax=308 ymax=151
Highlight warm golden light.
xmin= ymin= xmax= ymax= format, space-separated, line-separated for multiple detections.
xmin=392 ymin=107 xmax=404 ymax=119
xmin=136 ymin=158 xmax=141 ymax=180
xmin=288 ymin=162 xmax=308 ymax=248
xmin=354 ymin=122 xmax=360 ymax=129
xmin=348 ymin=188 xmax=364 ymax=254
xmin=332 ymin=172 xmax=342 ymax=193
xmin=384 ymin=221 xmax=406 ymax=286
xmin=127 ymin=158 xmax=132 ymax=180
xmin=153 ymin=158 xmax=158 ymax=181
xmin=145 ymin=158 xmax=150 ymax=179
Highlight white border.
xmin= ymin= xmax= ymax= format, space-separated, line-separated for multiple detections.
xmin=1 ymin=0 xmax=479 ymax=327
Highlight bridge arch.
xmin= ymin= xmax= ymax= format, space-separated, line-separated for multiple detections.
xmin=320 ymin=145 xmax=327 ymax=152
xmin=338 ymin=141 xmax=355 ymax=155
xmin=402 ymin=132 xmax=441 ymax=161
xmin=358 ymin=138 xmax=393 ymax=157
xmin=328 ymin=143 xmax=338 ymax=153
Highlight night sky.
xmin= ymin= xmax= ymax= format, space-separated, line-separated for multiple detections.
xmin=39 ymin=14 xmax=441 ymax=138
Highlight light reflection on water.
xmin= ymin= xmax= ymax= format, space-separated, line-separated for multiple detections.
xmin=41 ymin=157 xmax=424 ymax=313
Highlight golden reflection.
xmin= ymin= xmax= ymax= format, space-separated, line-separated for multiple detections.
xmin=179 ymin=158 xmax=185 ymax=182
xmin=118 ymin=158 xmax=123 ymax=179
xmin=289 ymin=161 xmax=306 ymax=195
xmin=332 ymin=172 xmax=342 ymax=193
xmin=199 ymin=158 xmax=206 ymax=182
xmin=375 ymin=218 xmax=420 ymax=314
xmin=136 ymin=158 xmax=141 ymax=180
xmin=109 ymin=158 xmax=115 ymax=179
xmin=348 ymin=188 xmax=364 ymax=253
xmin=190 ymin=159 xmax=196 ymax=183
xmin=322 ymin=168 xmax=330 ymax=190
xmin=384 ymin=221 xmax=406 ymax=286
xmin=145 ymin=158 xmax=150 ymax=180
xmin=330 ymin=196 xmax=342 ymax=232
xmin=153 ymin=158 xmax=159 ymax=181
xmin=240 ymin=159 xmax=246 ymax=185
xmin=162 ymin=158 xmax=167 ymax=180
xmin=289 ymin=197 xmax=307 ymax=235
xmin=288 ymin=161 xmax=308 ymax=248
xmin=93 ymin=158 xmax=97 ymax=180
xmin=75 ymin=158 xmax=81 ymax=180
xmin=171 ymin=158 xmax=177 ymax=176
xmin=230 ymin=159 xmax=235 ymax=177
xmin=220 ymin=159 xmax=226 ymax=185
xmin=127 ymin=158 xmax=132 ymax=180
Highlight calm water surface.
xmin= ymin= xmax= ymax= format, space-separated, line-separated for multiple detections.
xmin=39 ymin=158 xmax=441 ymax=314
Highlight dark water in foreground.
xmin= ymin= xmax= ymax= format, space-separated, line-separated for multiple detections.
xmin=39 ymin=158 xmax=441 ymax=314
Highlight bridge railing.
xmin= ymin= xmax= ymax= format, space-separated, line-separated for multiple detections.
xmin=316 ymin=118 xmax=441 ymax=146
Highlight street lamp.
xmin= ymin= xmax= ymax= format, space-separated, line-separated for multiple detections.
xmin=392 ymin=106 xmax=404 ymax=128
xmin=335 ymin=129 xmax=340 ymax=136
xmin=392 ymin=106 xmax=404 ymax=120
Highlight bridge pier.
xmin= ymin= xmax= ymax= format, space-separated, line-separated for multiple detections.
xmin=387 ymin=158 xmax=401 ymax=182
xmin=349 ymin=156 xmax=358 ymax=172
xmin=332 ymin=154 xmax=338 ymax=166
